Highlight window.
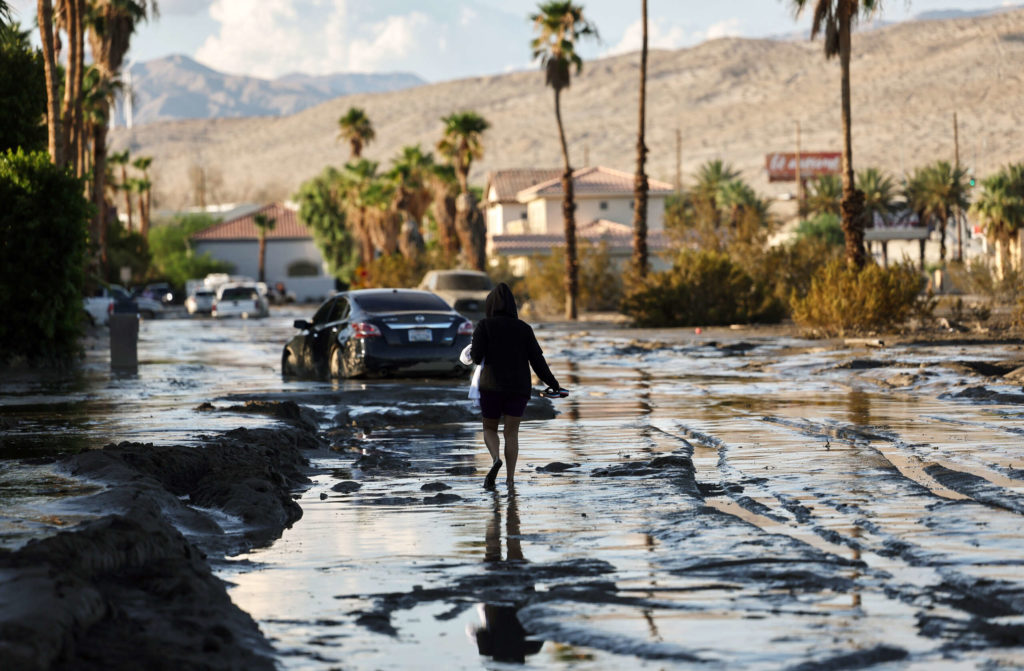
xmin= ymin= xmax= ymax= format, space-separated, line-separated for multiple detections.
xmin=599 ymin=201 xmax=608 ymax=211
xmin=434 ymin=272 xmax=493 ymax=291
xmin=287 ymin=260 xmax=320 ymax=277
xmin=353 ymin=291 xmax=452 ymax=313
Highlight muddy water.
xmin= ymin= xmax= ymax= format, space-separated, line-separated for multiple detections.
xmin=3 ymin=313 xmax=1024 ymax=668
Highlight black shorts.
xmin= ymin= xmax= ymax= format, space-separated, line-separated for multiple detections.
xmin=479 ymin=390 xmax=529 ymax=419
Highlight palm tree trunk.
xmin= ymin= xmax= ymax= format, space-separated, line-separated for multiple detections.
xmin=37 ymin=0 xmax=63 ymax=165
xmin=92 ymin=112 xmax=109 ymax=273
xmin=258 ymin=232 xmax=266 ymax=283
xmin=60 ymin=0 xmax=83 ymax=172
xmin=554 ymin=87 xmax=577 ymax=320
xmin=142 ymin=186 xmax=151 ymax=237
xmin=837 ymin=3 xmax=866 ymax=269
xmin=939 ymin=207 xmax=948 ymax=263
xmin=121 ymin=166 xmax=132 ymax=231
xmin=630 ymin=0 xmax=649 ymax=279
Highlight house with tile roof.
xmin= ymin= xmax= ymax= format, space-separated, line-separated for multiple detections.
xmin=484 ymin=166 xmax=676 ymax=273
xmin=189 ymin=202 xmax=335 ymax=302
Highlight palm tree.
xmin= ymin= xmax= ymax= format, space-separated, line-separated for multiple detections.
xmin=87 ymin=0 xmax=156 ymax=271
xmin=791 ymin=0 xmax=882 ymax=269
xmin=388 ymin=145 xmax=435 ymax=258
xmin=429 ymin=163 xmax=460 ymax=261
xmin=805 ymin=174 xmax=842 ymax=218
xmin=58 ymin=0 xmax=86 ymax=176
xmin=253 ymin=212 xmax=277 ymax=283
xmin=36 ymin=0 xmax=62 ymax=164
xmin=108 ymin=149 xmax=132 ymax=230
xmin=971 ymin=166 xmax=1024 ymax=279
xmin=692 ymin=159 xmax=741 ymax=226
xmin=856 ymin=167 xmax=899 ymax=224
xmin=0 ymin=2 xmax=11 ymax=26
xmin=631 ymin=0 xmax=649 ymax=278
xmin=338 ymin=158 xmax=381 ymax=267
xmin=531 ymin=0 xmax=598 ymax=319
xmin=437 ymin=110 xmax=489 ymax=271
xmin=337 ymin=107 xmax=375 ymax=160
xmin=132 ymin=155 xmax=153 ymax=236
xmin=917 ymin=161 xmax=970 ymax=265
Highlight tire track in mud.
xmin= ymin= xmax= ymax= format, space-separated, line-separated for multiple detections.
xmin=658 ymin=411 xmax=1024 ymax=654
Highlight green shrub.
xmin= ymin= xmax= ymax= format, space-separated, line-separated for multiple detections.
xmin=620 ymin=249 xmax=779 ymax=327
xmin=790 ymin=259 xmax=925 ymax=336
xmin=148 ymin=213 xmax=233 ymax=287
xmin=795 ymin=213 xmax=844 ymax=246
xmin=947 ymin=258 xmax=1024 ymax=305
xmin=521 ymin=241 xmax=624 ymax=317
xmin=357 ymin=247 xmax=453 ymax=289
xmin=0 ymin=149 xmax=91 ymax=364
xmin=752 ymin=235 xmax=843 ymax=310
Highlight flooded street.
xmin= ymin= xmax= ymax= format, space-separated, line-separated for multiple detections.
xmin=3 ymin=310 xmax=1024 ymax=669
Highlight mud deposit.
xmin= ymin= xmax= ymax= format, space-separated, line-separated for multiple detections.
xmin=3 ymin=312 xmax=1024 ymax=669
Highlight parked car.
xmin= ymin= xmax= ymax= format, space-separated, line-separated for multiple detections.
xmin=212 ymin=284 xmax=269 ymax=319
xmin=417 ymin=270 xmax=493 ymax=321
xmin=82 ymin=293 xmax=113 ymax=326
xmin=281 ymin=288 xmax=474 ymax=379
xmin=83 ymin=284 xmax=161 ymax=323
xmin=185 ymin=288 xmax=215 ymax=315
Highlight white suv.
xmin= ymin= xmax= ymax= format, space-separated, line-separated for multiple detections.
xmin=212 ymin=284 xmax=269 ymax=319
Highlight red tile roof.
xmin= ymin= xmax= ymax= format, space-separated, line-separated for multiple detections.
xmin=516 ymin=166 xmax=674 ymax=201
xmin=486 ymin=168 xmax=563 ymax=203
xmin=190 ymin=203 xmax=311 ymax=241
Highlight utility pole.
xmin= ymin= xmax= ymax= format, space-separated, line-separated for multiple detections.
xmin=674 ymin=127 xmax=682 ymax=192
xmin=795 ymin=120 xmax=804 ymax=217
xmin=954 ymin=111 xmax=963 ymax=262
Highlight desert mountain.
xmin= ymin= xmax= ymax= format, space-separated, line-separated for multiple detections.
xmin=111 ymin=8 xmax=1024 ymax=211
xmin=114 ymin=55 xmax=424 ymax=126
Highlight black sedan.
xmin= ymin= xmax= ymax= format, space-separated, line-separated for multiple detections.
xmin=281 ymin=289 xmax=475 ymax=379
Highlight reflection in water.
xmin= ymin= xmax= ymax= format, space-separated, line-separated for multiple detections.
xmin=469 ymin=604 xmax=544 ymax=663
xmin=847 ymin=389 xmax=871 ymax=426
xmin=474 ymin=491 xmax=544 ymax=662
xmin=484 ymin=490 xmax=524 ymax=563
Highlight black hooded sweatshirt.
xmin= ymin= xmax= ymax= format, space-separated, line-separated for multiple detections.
xmin=470 ymin=283 xmax=559 ymax=397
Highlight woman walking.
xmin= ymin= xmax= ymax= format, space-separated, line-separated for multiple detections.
xmin=469 ymin=282 xmax=562 ymax=489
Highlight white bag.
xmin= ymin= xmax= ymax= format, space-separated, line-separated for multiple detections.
xmin=468 ymin=359 xmax=483 ymax=406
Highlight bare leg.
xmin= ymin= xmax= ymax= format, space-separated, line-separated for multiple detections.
xmin=502 ymin=416 xmax=522 ymax=485
xmin=482 ymin=417 xmax=500 ymax=463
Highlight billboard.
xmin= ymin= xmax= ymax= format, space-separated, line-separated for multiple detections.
xmin=765 ymin=152 xmax=841 ymax=182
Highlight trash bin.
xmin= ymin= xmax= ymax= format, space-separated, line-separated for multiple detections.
xmin=109 ymin=311 xmax=139 ymax=369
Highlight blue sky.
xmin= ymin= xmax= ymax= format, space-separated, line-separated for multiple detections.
xmin=8 ymin=0 xmax=1020 ymax=81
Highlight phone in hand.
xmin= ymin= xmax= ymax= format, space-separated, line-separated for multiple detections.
xmin=541 ymin=387 xmax=569 ymax=398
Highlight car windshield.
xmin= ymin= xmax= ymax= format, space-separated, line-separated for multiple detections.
xmin=221 ymin=287 xmax=257 ymax=300
xmin=434 ymin=273 xmax=493 ymax=291
xmin=353 ymin=292 xmax=452 ymax=313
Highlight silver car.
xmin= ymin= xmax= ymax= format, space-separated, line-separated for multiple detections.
xmin=417 ymin=270 xmax=493 ymax=322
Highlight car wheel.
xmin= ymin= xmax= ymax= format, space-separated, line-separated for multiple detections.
xmin=328 ymin=343 xmax=348 ymax=379
xmin=140 ymin=310 xmax=155 ymax=319
xmin=281 ymin=348 xmax=298 ymax=376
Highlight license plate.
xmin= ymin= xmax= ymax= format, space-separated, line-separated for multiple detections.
xmin=408 ymin=328 xmax=432 ymax=342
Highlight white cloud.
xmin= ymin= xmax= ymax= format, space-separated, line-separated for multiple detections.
xmin=604 ymin=17 xmax=691 ymax=56
xmin=189 ymin=1 xmax=534 ymax=81
xmin=195 ymin=0 xmax=327 ymax=77
xmin=346 ymin=12 xmax=433 ymax=72
xmin=701 ymin=17 xmax=743 ymax=41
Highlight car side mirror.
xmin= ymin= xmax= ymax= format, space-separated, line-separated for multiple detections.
xmin=293 ymin=319 xmax=310 ymax=330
